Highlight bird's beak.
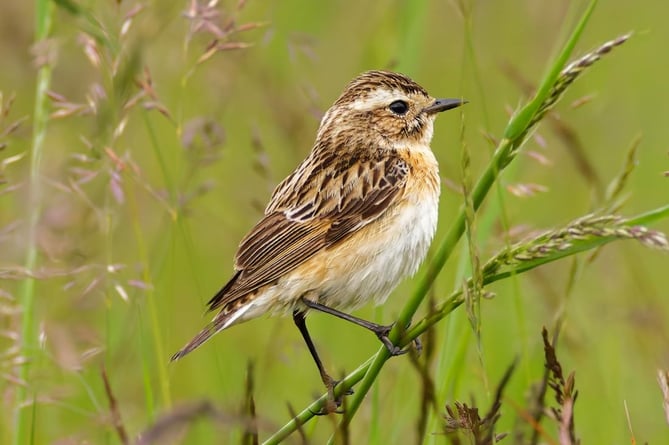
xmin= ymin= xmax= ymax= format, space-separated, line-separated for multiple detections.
xmin=423 ymin=98 xmax=467 ymax=114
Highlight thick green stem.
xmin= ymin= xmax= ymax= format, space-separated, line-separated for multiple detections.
xmin=335 ymin=0 xmax=600 ymax=430
xmin=262 ymin=1 xmax=637 ymax=441
xmin=265 ymin=198 xmax=667 ymax=444
xmin=15 ymin=1 xmax=53 ymax=444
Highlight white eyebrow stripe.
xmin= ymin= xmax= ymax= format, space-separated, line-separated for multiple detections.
xmin=349 ymin=89 xmax=407 ymax=111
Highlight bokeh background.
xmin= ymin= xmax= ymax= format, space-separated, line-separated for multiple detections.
xmin=1 ymin=0 xmax=668 ymax=443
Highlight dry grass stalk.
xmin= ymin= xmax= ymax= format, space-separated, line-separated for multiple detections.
xmin=101 ymin=367 xmax=129 ymax=445
xmin=443 ymin=362 xmax=514 ymax=444
xmin=242 ymin=361 xmax=259 ymax=445
xmin=541 ymin=328 xmax=579 ymax=445
xmin=657 ymin=369 xmax=669 ymax=426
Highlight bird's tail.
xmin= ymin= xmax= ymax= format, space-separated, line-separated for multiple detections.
xmin=171 ymin=320 xmax=224 ymax=361
xmin=171 ymin=303 xmax=252 ymax=361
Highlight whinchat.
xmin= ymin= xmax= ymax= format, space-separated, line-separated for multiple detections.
xmin=172 ymin=70 xmax=465 ymax=409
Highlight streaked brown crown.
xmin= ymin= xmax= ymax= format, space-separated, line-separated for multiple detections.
xmin=333 ymin=70 xmax=429 ymax=106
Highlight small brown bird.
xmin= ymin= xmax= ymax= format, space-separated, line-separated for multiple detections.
xmin=172 ymin=70 xmax=464 ymax=409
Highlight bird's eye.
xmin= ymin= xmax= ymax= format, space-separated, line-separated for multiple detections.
xmin=389 ymin=100 xmax=409 ymax=115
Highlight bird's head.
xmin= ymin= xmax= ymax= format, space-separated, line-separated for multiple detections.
xmin=317 ymin=70 xmax=465 ymax=149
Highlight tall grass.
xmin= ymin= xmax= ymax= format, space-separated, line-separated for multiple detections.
xmin=2 ymin=0 xmax=669 ymax=444
xmin=264 ymin=1 xmax=668 ymax=443
xmin=14 ymin=1 xmax=54 ymax=444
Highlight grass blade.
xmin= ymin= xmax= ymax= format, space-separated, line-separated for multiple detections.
xmin=333 ymin=0 xmax=602 ymax=432
xmin=14 ymin=1 xmax=54 ymax=444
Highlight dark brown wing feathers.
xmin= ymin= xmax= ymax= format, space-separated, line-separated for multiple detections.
xmin=206 ymin=270 xmax=241 ymax=308
xmin=206 ymin=152 xmax=409 ymax=312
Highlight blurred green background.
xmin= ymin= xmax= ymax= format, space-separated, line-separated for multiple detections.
xmin=1 ymin=0 xmax=668 ymax=443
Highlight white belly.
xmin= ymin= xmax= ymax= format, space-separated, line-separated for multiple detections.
xmin=315 ymin=190 xmax=439 ymax=310
xmin=238 ymin=192 xmax=438 ymax=323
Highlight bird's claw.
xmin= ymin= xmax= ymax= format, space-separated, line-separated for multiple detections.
xmin=375 ymin=323 xmax=422 ymax=356
xmin=310 ymin=378 xmax=353 ymax=415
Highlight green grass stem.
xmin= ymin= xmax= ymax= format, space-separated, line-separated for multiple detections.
xmin=264 ymin=200 xmax=669 ymax=444
xmin=14 ymin=1 xmax=54 ymax=444
xmin=330 ymin=1 xmax=601 ymax=435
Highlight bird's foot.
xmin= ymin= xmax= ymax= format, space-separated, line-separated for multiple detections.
xmin=309 ymin=377 xmax=354 ymax=415
xmin=374 ymin=323 xmax=422 ymax=356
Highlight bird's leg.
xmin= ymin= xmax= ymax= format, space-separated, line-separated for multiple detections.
xmin=300 ymin=297 xmax=420 ymax=356
xmin=292 ymin=310 xmax=352 ymax=414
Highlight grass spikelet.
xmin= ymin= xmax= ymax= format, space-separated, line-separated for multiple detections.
xmin=529 ymin=33 xmax=632 ymax=130
xmin=482 ymin=213 xmax=668 ymax=282
xmin=603 ymin=134 xmax=642 ymax=211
